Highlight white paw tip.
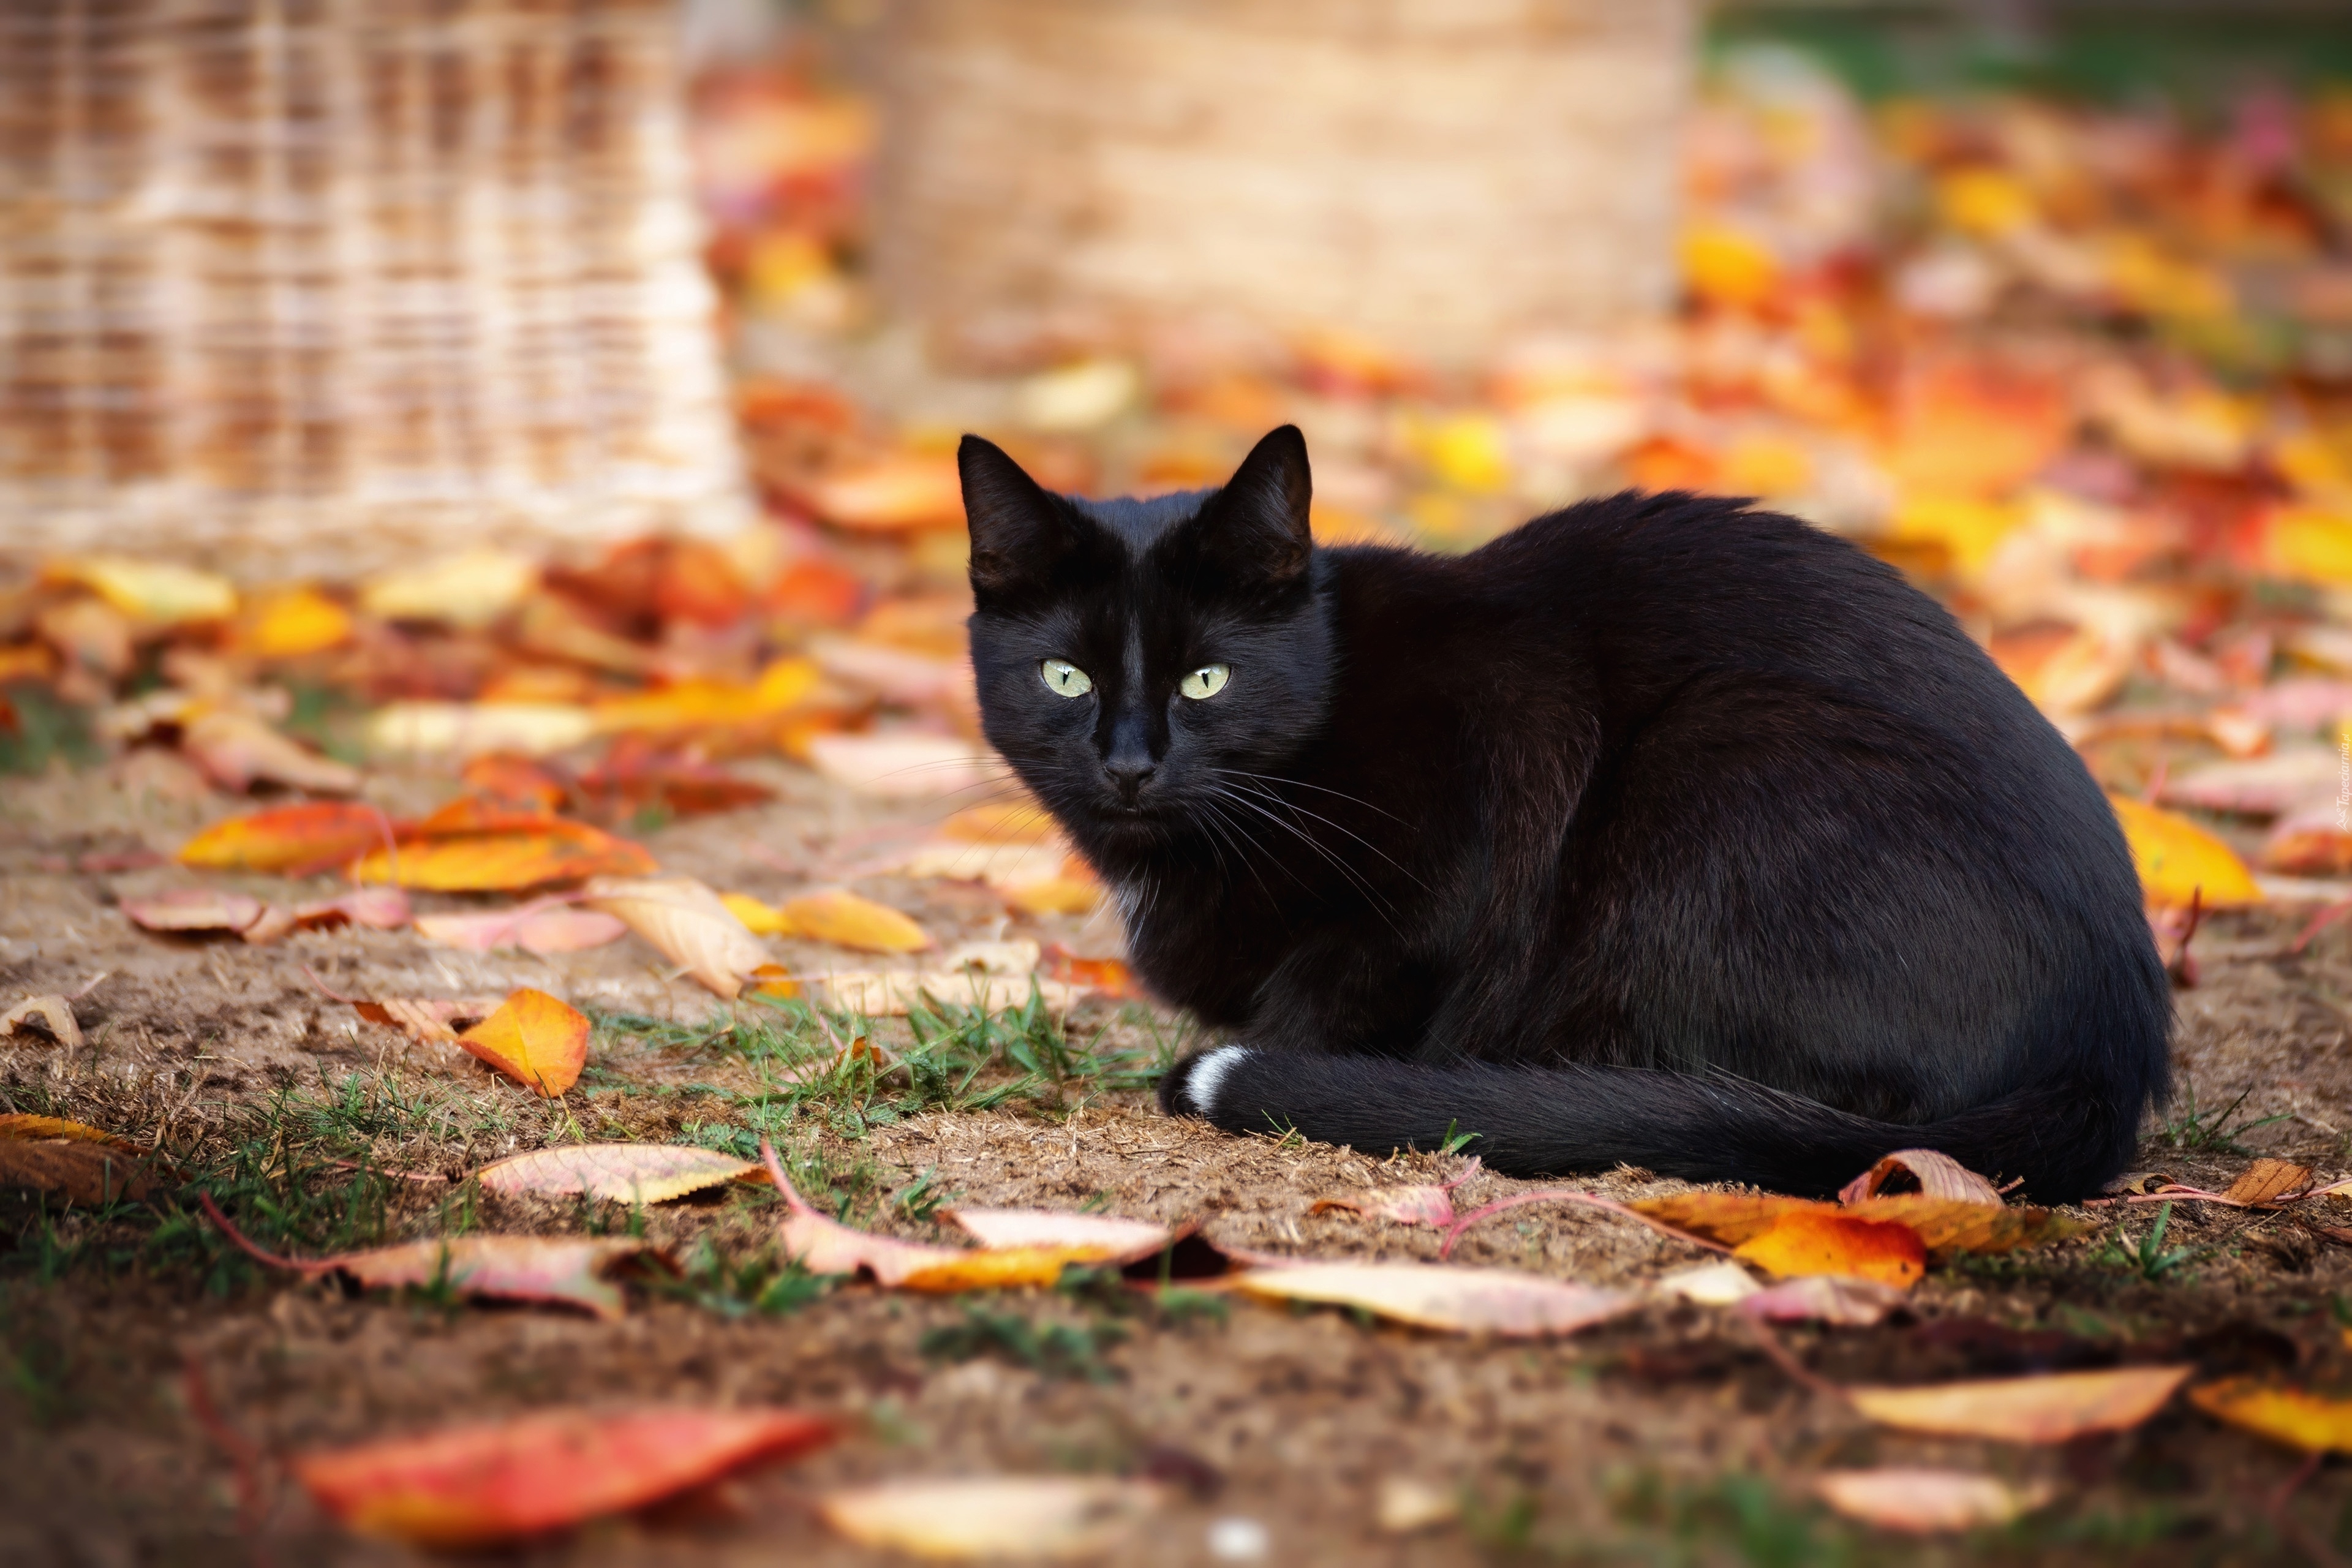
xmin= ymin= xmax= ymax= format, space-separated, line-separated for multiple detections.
xmin=1181 ymin=1045 xmax=1253 ymax=1117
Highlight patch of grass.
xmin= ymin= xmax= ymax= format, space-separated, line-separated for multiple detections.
xmin=2158 ymin=1084 xmax=2290 ymax=1156
xmin=658 ymin=1236 xmax=834 ymax=1319
xmin=2097 ymin=1202 xmax=2208 ymax=1283
xmin=0 ymin=682 xmax=100 ymax=774
xmin=920 ymin=1301 xmax=1126 ymax=1382
xmin=891 ymin=1167 xmax=956 ymax=1224
xmin=1596 ymin=1472 xmax=1853 ymax=1568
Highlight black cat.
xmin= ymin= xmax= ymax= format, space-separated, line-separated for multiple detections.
xmin=959 ymin=424 xmax=2169 ymax=1200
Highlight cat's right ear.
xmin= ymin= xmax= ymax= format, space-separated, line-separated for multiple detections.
xmin=960 ymin=435 xmax=1077 ymax=606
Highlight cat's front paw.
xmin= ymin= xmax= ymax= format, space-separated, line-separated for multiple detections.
xmin=1156 ymin=1044 xmax=1254 ymax=1121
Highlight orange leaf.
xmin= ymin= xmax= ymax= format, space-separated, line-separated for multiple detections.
xmin=1232 ymin=1261 xmax=1637 ymax=1338
xmin=1842 ymin=1196 xmax=2082 ymax=1255
xmin=780 ymin=888 xmax=930 ymax=952
xmin=1732 ymin=1211 xmax=1926 ymax=1288
xmin=458 ymin=990 xmax=589 ymax=1097
xmin=476 ymin=1145 xmax=767 ymax=1205
xmin=0 ymin=1140 xmax=156 ymax=1203
xmin=720 ymin=891 xmax=792 ymax=934
xmin=1815 ymin=1469 xmax=2055 ymax=1533
xmin=460 ymin=755 xmax=569 ymax=812
xmin=0 ymin=1114 xmax=135 ymax=1148
xmin=350 ymin=824 xmax=655 ymax=892
xmin=344 ymin=996 xmax=507 ymax=1044
xmin=1627 ymin=1191 xmax=1818 ymax=1247
xmin=2107 ymin=795 xmax=2263 ymax=910
xmin=178 ymin=802 xmax=392 ymax=873
xmin=818 ymin=1477 xmax=1160 ymax=1559
xmin=293 ymin=1407 xmax=832 ymax=1547
xmin=796 ymin=453 xmax=965 ymax=531
xmin=582 ymin=876 xmax=772 ymax=998
xmin=1847 ymin=1366 xmax=2193 ymax=1442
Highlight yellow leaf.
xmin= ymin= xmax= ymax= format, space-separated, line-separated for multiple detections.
xmin=365 ymin=702 xmax=597 ymax=760
xmin=1887 ymin=495 xmax=2025 ymax=579
xmin=475 ymin=1145 xmax=766 ymax=1205
xmin=583 ymin=876 xmax=772 ymax=998
xmin=1936 ymin=168 xmax=2036 ymax=236
xmin=721 ymin=892 xmax=793 ymax=935
xmin=1680 ymin=222 xmax=1781 ymax=308
xmin=1848 ymin=1366 xmax=2192 ymax=1443
xmin=358 ymin=549 xmax=537 ymax=628
xmin=2106 ymin=795 xmax=2263 ymax=909
xmin=458 ymin=990 xmax=589 ymax=1097
xmin=1232 ymin=1261 xmax=1636 ymax=1338
xmin=2188 ymin=1379 xmax=2352 ymax=1453
xmin=781 ymin=888 xmax=929 ymax=953
xmin=48 ymin=557 xmax=236 ymax=625
xmin=2266 ymin=505 xmax=2352 ymax=586
xmin=236 ymin=586 xmax=354 ymax=658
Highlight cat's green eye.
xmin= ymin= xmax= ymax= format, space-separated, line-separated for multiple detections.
xmin=1180 ymin=663 xmax=1231 ymax=700
xmin=1040 ymin=658 xmax=1093 ymax=698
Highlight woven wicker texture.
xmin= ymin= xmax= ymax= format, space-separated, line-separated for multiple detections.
xmin=875 ymin=0 xmax=1694 ymax=371
xmin=0 ymin=0 xmax=749 ymax=579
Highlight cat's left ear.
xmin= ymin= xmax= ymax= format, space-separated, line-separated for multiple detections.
xmin=1197 ymin=424 xmax=1313 ymax=588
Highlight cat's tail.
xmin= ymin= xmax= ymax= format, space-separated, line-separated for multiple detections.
xmin=1158 ymin=1047 xmax=2143 ymax=1203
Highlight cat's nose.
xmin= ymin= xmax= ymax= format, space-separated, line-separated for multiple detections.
xmin=1103 ymin=755 xmax=1156 ymax=801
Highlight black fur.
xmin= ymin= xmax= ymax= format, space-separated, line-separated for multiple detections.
xmin=960 ymin=426 xmax=2170 ymax=1200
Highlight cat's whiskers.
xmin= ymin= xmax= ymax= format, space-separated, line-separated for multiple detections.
xmin=1210 ymin=774 xmax=1429 ymax=892
xmin=1205 ymin=767 xmax=1412 ymax=827
xmin=1203 ymin=782 xmax=1406 ymax=935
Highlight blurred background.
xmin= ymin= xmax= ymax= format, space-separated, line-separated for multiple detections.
xmin=6 ymin=0 xmax=2352 ymax=876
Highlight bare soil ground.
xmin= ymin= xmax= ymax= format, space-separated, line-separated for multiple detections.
xmin=6 ymin=758 xmax=2352 ymax=1567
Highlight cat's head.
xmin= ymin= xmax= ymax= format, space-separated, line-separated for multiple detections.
xmin=959 ymin=425 xmax=1333 ymax=854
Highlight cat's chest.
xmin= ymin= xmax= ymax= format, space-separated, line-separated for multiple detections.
xmin=1110 ymin=872 xmax=1281 ymax=1027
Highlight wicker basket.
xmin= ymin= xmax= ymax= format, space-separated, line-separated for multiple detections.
xmin=873 ymin=0 xmax=1695 ymax=371
xmin=0 ymin=0 xmax=750 ymax=581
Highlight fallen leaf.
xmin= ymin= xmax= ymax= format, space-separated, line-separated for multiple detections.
xmin=201 ymin=1194 xmax=665 ymax=1319
xmin=1627 ymin=1192 xmax=1817 ymax=1248
xmin=1001 ymin=872 xmax=1104 ymax=918
xmin=1815 ymin=1469 xmax=2055 ymax=1533
xmin=2188 ymin=1378 xmax=2352 ymax=1453
xmin=575 ymin=744 xmax=774 ymax=817
xmin=2222 ymin=1159 xmax=2315 ymax=1207
xmin=941 ymin=801 xmax=1058 ymax=843
xmin=764 ymin=1142 xmax=1173 ymax=1290
xmin=796 ymin=453 xmax=965 ymax=531
xmin=178 ymin=802 xmax=394 ymax=873
xmin=1652 ymin=1260 xmax=1762 ymax=1305
xmin=1374 ymin=1477 xmax=1462 ymax=1536
xmin=240 ymin=888 xmax=417 ymax=945
xmin=121 ymin=888 xmax=266 ymax=934
xmin=460 ymin=755 xmax=570 ymax=812
xmin=1231 ymin=1261 xmax=1637 ymax=1338
xmin=582 ymin=875 xmax=771 ymax=998
xmin=342 ymin=995 xmax=507 ymax=1043
xmin=181 ymin=707 xmax=362 ymax=794
xmin=588 ymin=660 xmax=820 ymax=736
xmin=781 ymin=888 xmax=930 ymax=952
xmin=0 ymin=1114 xmax=137 ymax=1148
xmin=1310 ymin=1159 xmax=1483 ymax=1229
xmin=894 ymin=838 xmax=1068 ymax=890
xmin=820 ymin=971 xmax=1084 ymax=1017
xmin=1838 ymin=1149 xmax=2005 ymax=1206
xmin=349 ymin=821 xmax=657 ymax=891
xmin=1844 ymin=1197 xmax=2086 ymax=1255
xmin=2108 ymin=795 xmax=2264 ymax=908
xmin=0 ymin=1140 xmax=154 ymax=1202
xmin=1846 ymin=1366 xmax=2193 ymax=1442
xmin=364 ymin=701 xmax=597 ymax=760
xmin=476 ymin=1145 xmax=767 ymax=1204
xmin=722 ymin=892 xmax=793 ymax=934
xmin=293 ymin=1406 xmax=832 ymax=1548
xmin=235 ymin=585 xmax=353 ymax=658
xmin=0 ymin=995 xmax=84 ymax=1049
xmin=48 ymin=556 xmax=236 ymax=625
xmin=1740 ymin=1275 xmax=1909 ymax=1326
xmin=414 ymin=907 xmax=628 ymax=956
xmin=2155 ymin=752 xmax=2338 ymax=818
xmin=357 ymin=549 xmax=537 ymax=629
xmin=805 ymin=733 xmax=993 ymax=801
xmin=457 ymin=990 xmax=589 ymax=1096
xmin=1733 ymin=1210 xmax=1926 ymax=1287
xmin=1041 ymin=946 xmax=1139 ymax=999
xmin=818 ymin=1477 xmax=1161 ymax=1560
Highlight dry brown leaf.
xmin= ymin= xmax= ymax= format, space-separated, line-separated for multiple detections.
xmin=2222 ymin=1159 xmax=2315 ymax=1207
xmin=1847 ymin=1366 xmax=2193 ymax=1442
xmin=0 ymin=995 xmax=83 ymax=1049
xmin=457 ymin=990 xmax=589 ymax=1097
xmin=819 ymin=970 xmax=1082 ymax=1017
xmin=1844 ymin=1196 xmax=2084 ymax=1255
xmin=475 ymin=1145 xmax=767 ymax=1205
xmin=347 ymin=997 xmax=507 ymax=1044
xmin=1231 ymin=1261 xmax=1636 ymax=1338
xmin=1310 ymin=1159 xmax=1482 ymax=1229
xmin=0 ymin=1140 xmax=155 ymax=1203
xmin=1815 ymin=1469 xmax=2055 ymax=1533
xmin=818 ymin=1477 xmax=1163 ymax=1560
xmin=293 ymin=1407 xmax=834 ymax=1548
xmin=583 ymin=875 xmax=771 ymax=998
xmin=181 ymin=707 xmax=363 ymax=794
xmin=1838 ymin=1149 xmax=2005 ymax=1206
xmin=1739 ymin=1275 xmax=1909 ymax=1326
